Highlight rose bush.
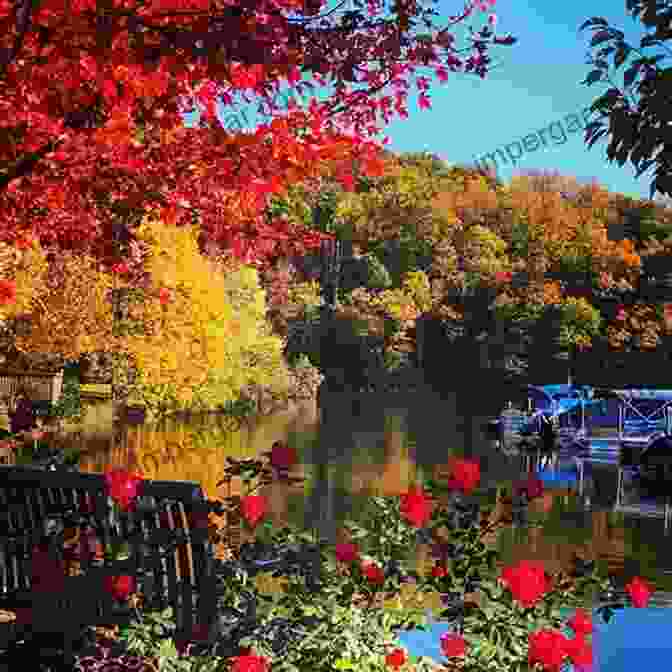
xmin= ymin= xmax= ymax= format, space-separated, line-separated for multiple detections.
xmin=624 ymin=576 xmax=652 ymax=608
xmin=74 ymin=456 xmax=654 ymax=672
xmin=104 ymin=575 xmax=137 ymax=603
xmin=105 ymin=468 xmax=144 ymax=512
xmin=500 ymin=560 xmax=552 ymax=609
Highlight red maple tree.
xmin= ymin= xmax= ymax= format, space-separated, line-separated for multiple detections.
xmin=0 ymin=0 xmax=515 ymax=272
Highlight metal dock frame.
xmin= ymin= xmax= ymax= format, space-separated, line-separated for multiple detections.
xmin=575 ymin=438 xmax=621 ymax=497
xmin=617 ymin=401 xmax=672 ymax=439
xmin=576 ymin=431 xmax=669 ymax=497
xmin=614 ymin=464 xmax=671 ymax=534
xmin=576 ymin=398 xmax=672 ymax=533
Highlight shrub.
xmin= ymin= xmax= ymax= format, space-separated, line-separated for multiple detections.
xmin=558 ymin=297 xmax=602 ymax=349
xmin=364 ymin=253 xmax=392 ymax=290
xmin=117 ymin=215 xmax=290 ymax=420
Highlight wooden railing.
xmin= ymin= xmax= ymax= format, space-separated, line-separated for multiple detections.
xmin=0 ymin=369 xmax=63 ymax=413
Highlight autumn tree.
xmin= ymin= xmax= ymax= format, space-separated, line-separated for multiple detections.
xmin=0 ymin=0 xmax=515 ymax=274
xmin=13 ymin=247 xmax=118 ymax=361
xmin=0 ymin=234 xmax=49 ymax=361
xmin=608 ymin=192 xmax=672 ymax=245
xmin=115 ymin=212 xmax=290 ymax=419
xmin=581 ymin=9 xmax=672 ymax=198
xmin=333 ymin=153 xmax=462 ymax=292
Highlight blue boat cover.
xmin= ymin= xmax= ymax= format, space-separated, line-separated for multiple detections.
xmin=535 ymin=467 xmax=579 ymax=484
xmin=611 ymin=389 xmax=672 ymax=400
xmin=532 ymin=385 xmax=600 ymax=417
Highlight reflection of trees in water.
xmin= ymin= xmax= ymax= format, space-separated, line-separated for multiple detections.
xmin=494 ymin=496 xmax=672 ymax=592
xmin=72 ymin=394 xmax=672 ymax=590
xmin=308 ymin=392 xmax=425 ymax=542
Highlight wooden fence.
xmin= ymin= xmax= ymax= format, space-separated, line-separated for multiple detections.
xmin=0 ymin=368 xmax=64 ymax=413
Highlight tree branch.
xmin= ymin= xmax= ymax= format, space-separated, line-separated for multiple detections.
xmin=0 ymin=138 xmax=63 ymax=191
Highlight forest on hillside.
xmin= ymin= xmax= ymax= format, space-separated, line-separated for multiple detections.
xmin=260 ymin=150 xmax=672 ymax=392
xmin=5 ymin=148 xmax=672 ymax=417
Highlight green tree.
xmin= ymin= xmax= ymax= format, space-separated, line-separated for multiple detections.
xmin=51 ymin=373 xmax=82 ymax=421
xmin=581 ymin=9 xmax=672 ymax=198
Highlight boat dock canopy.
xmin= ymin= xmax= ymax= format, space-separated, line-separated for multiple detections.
xmin=527 ymin=384 xmax=598 ymax=417
xmin=610 ymin=389 xmax=672 ymax=401
xmin=608 ymin=389 xmax=672 ymax=436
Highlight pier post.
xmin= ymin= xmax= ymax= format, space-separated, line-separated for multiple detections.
xmin=581 ymin=398 xmax=585 ymax=434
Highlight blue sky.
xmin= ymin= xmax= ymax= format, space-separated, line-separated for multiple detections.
xmin=382 ymin=0 xmax=653 ymax=200
xmin=186 ymin=1 xmax=659 ymax=202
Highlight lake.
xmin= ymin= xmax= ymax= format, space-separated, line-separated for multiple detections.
xmin=68 ymin=383 xmax=672 ymax=599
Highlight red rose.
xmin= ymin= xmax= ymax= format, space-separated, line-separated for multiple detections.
xmin=564 ymin=635 xmax=593 ymax=671
xmin=269 ymin=441 xmax=297 ymax=471
xmin=567 ymin=608 xmax=593 ymax=637
xmin=528 ymin=629 xmax=569 ymax=672
xmin=240 ymin=495 xmax=267 ymax=528
xmin=362 ymin=562 xmax=386 ymax=586
xmin=446 ymin=458 xmax=480 ymax=495
xmin=500 ymin=560 xmax=551 ymax=608
xmin=431 ymin=564 xmax=448 ymax=578
xmin=111 ymin=262 xmax=130 ymax=274
xmin=399 ymin=485 xmax=433 ymax=527
xmin=625 ymin=576 xmax=652 ymax=608
xmin=231 ymin=654 xmax=270 ymax=672
xmin=440 ymin=633 xmax=467 ymax=659
xmin=104 ymin=468 xmax=143 ymax=511
xmin=385 ymin=648 xmax=407 ymax=669
xmin=514 ymin=475 xmax=544 ymax=500
xmin=104 ymin=574 xmax=136 ymax=602
xmin=335 ymin=543 xmax=359 ymax=564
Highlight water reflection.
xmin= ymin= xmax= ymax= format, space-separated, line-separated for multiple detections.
xmin=72 ymin=387 xmax=672 ymax=594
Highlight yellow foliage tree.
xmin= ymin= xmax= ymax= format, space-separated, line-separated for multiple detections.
xmin=13 ymin=245 xmax=117 ymax=360
xmin=119 ymin=213 xmax=290 ymax=418
xmin=334 ymin=156 xmax=447 ymax=246
xmin=401 ymin=270 xmax=433 ymax=314
xmin=461 ymin=224 xmax=511 ymax=280
xmin=0 ymin=238 xmax=49 ymax=324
